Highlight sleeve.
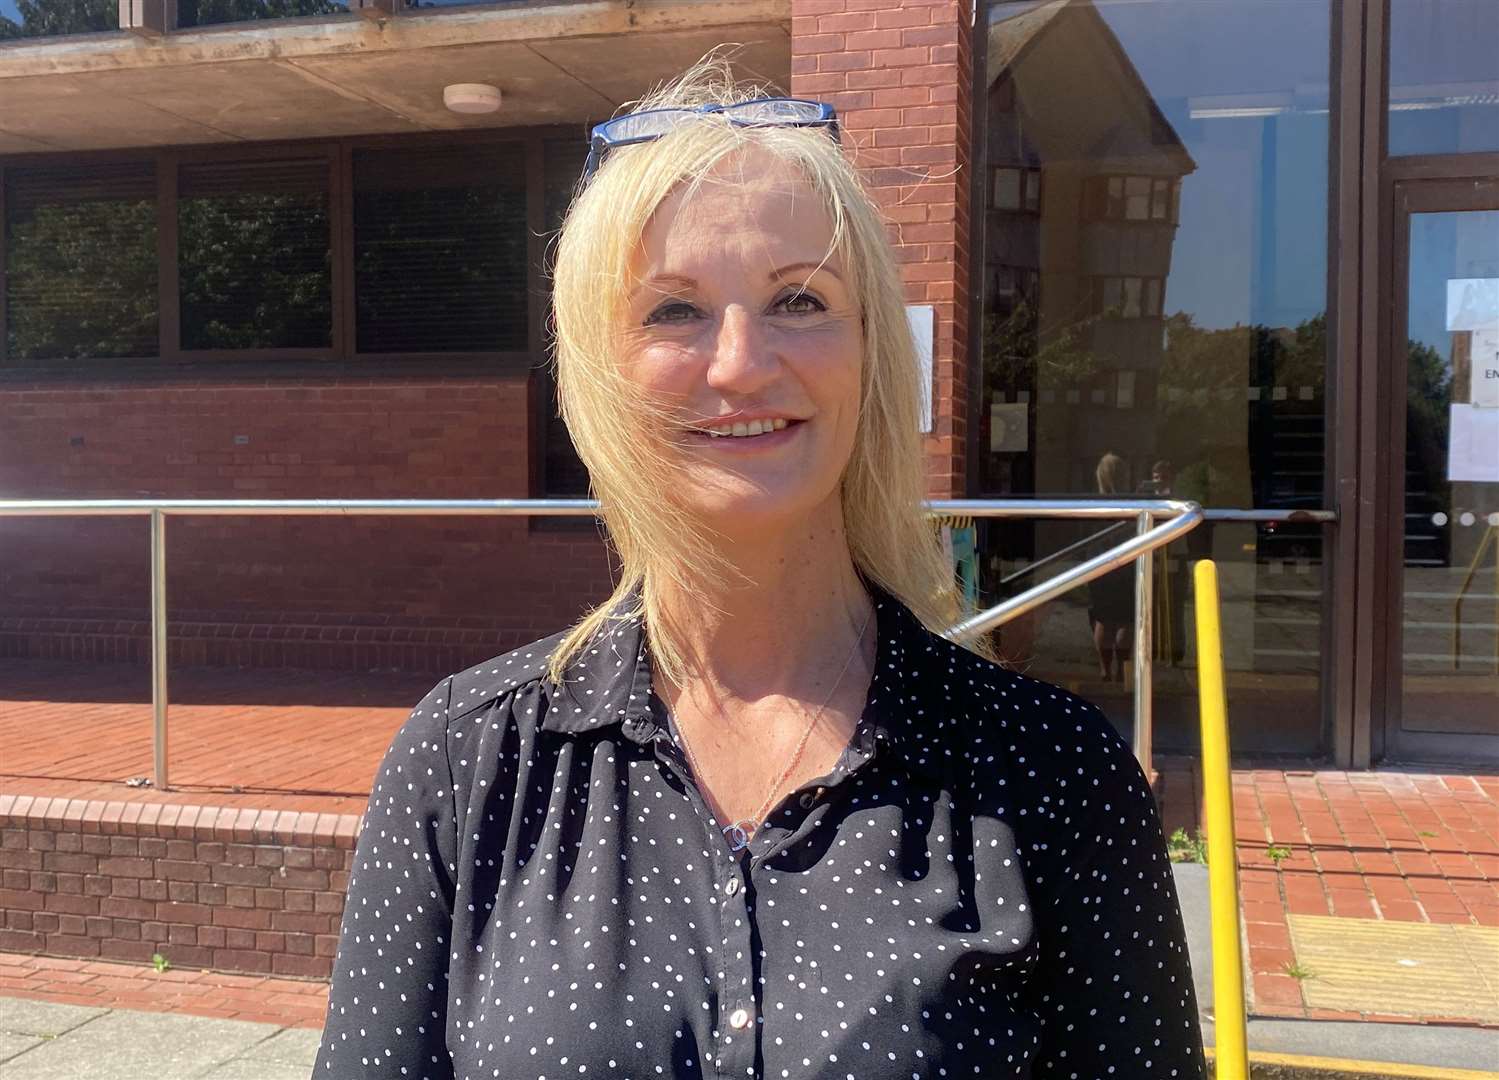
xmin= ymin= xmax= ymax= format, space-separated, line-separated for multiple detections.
xmin=314 ymin=677 xmax=459 ymax=1079
xmin=1022 ymin=711 xmax=1206 ymax=1079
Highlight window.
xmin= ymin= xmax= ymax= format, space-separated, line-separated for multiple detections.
xmin=540 ymin=139 xmax=591 ymax=497
xmin=1388 ymin=0 xmax=1499 ymax=155
xmin=174 ymin=0 xmax=348 ymax=29
xmin=178 ymin=159 xmax=332 ymax=351
xmin=353 ymin=144 xmax=527 ymax=353
xmin=4 ymin=162 xmax=158 ymax=362
xmin=1084 ymin=175 xmax=1178 ymax=222
xmin=0 ymin=0 xmax=119 ymax=39
xmin=1091 ymin=276 xmax=1164 ymax=318
xmin=990 ymin=166 xmax=1041 ymax=213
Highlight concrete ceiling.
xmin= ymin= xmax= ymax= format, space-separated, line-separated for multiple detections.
xmin=0 ymin=1 xmax=790 ymax=154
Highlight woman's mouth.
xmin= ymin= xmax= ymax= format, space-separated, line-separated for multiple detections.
xmin=684 ymin=418 xmax=805 ymax=445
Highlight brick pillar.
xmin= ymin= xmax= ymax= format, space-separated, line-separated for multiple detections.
xmin=790 ymin=0 xmax=975 ymax=498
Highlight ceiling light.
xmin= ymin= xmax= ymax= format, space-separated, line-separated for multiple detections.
xmin=444 ymin=84 xmax=503 ymax=115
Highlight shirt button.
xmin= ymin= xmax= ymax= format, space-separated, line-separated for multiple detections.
xmin=728 ymin=1007 xmax=752 ymax=1030
xmin=724 ymin=878 xmax=740 ymax=897
xmin=799 ymin=792 xmax=816 ymax=809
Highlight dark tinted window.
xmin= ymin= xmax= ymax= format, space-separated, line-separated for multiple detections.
xmin=4 ymin=163 xmax=158 ymax=361
xmin=178 ymin=159 xmax=332 ymax=351
xmin=353 ymin=144 xmax=528 ymax=353
xmin=541 ymin=138 xmax=591 ymax=497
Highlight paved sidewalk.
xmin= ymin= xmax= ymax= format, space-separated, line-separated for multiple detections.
xmin=0 ymin=997 xmax=317 ymax=1079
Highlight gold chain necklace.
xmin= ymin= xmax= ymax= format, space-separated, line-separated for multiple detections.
xmin=670 ymin=608 xmax=871 ymax=853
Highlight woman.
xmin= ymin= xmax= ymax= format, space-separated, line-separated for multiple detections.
xmin=315 ymin=62 xmax=1203 ymax=1079
xmin=1087 ymin=452 xmax=1136 ymax=682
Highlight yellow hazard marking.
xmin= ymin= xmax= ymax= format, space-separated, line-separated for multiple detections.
xmin=1206 ymin=1047 xmax=1499 ymax=1079
xmin=1286 ymin=914 xmax=1499 ymax=1024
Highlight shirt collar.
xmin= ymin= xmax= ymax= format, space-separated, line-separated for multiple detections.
xmin=541 ymin=581 xmax=952 ymax=782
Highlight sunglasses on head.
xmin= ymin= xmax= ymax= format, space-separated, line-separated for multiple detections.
xmin=582 ymin=97 xmax=841 ymax=183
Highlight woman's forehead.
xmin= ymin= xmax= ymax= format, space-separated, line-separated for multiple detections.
xmin=637 ymin=152 xmax=839 ymax=272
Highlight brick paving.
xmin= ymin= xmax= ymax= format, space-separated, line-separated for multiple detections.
xmin=1156 ymin=760 xmax=1499 ymax=1026
xmin=3 ymin=661 xmax=1496 ymax=1029
xmin=0 ymin=659 xmax=428 ymax=813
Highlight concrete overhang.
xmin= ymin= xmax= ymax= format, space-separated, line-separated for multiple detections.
xmin=0 ymin=0 xmax=790 ymax=155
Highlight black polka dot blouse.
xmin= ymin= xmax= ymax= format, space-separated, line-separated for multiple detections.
xmin=316 ymin=586 xmax=1204 ymax=1079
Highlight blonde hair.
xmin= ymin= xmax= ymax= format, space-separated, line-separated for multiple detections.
xmin=1096 ymin=452 xmax=1126 ymax=495
xmin=545 ymin=55 xmax=992 ymax=688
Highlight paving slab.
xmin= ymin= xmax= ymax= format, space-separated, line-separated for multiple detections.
xmin=0 ymin=1033 xmax=46 ymax=1065
xmin=0 ymin=998 xmax=107 ymax=1036
xmin=0 ymin=1007 xmax=280 ymax=1080
xmin=1176 ymin=864 xmax=1499 ymax=1072
xmin=194 ymin=1059 xmax=311 ymax=1080
xmin=241 ymin=1025 xmax=321 ymax=1066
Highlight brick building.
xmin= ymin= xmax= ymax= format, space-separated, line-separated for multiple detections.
xmin=2 ymin=0 xmax=1497 ymax=768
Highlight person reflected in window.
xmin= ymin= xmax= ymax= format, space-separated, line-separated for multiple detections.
xmin=1089 ymin=451 xmax=1136 ymax=681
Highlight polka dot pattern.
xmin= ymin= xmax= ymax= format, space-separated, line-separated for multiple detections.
xmin=315 ymin=586 xmax=1204 ymax=1078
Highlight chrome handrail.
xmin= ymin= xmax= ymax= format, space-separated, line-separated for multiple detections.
xmin=0 ymin=495 xmax=1343 ymax=788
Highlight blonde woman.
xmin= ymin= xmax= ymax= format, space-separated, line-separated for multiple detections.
xmin=316 ymin=62 xmax=1203 ymax=1080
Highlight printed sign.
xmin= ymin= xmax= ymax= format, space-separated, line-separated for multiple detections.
xmin=1448 ymin=404 xmax=1499 ymax=483
xmin=1471 ymin=329 xmax=1499 ymax=408
xmin=1446 ymin=279 xmax=1499 ymax=332
xmin=908 ymin=304 xmax=934 ymax=433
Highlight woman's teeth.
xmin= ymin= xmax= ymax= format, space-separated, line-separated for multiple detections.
xmin=701 ymin=418 xmax=790 ymax=438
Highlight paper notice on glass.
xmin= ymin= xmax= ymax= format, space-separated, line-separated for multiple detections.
xmin=1471 ymin=330 xmax=1499 ymax=408
xmin=1448 ymin=404 xmax=1499 ymax=483
xmin=908 ymin=304 xmax=934 ymax=433
xmin=1446 ymin=279 xmax=1499 ymax=332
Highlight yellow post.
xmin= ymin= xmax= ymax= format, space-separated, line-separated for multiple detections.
xmin=1193 ymin=560 xmax=1248 ymax=1080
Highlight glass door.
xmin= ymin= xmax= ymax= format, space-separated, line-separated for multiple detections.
xmin=1381 ymin=179 xmax=1499 ymax=761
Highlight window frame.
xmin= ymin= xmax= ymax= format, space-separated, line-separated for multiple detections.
xmin=0 ymin=127 xmax=574 ymax=372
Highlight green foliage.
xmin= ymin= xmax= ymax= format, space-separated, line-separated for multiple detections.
xmin=1266 ymin=844 xmax=1293 ymax=864
xmin=1282 ymin=961 xmax=1315 ymax=981
xmin=5 ymin=198 xmax=159 ymax=361
xmin=0 ymin=0 xmax=343 ymax=38
xmin=151 ymin=952 xmax=171 ymax=973
xmin=0 ymin=0 xmax=116 ymax=38
xmin=1167 ymin=827 xmax=1209 ymax=865
xmin=177 ymin=193 xmax=332 ymax=350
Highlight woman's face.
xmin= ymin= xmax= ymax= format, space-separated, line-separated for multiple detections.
xmin=620 ymin=149 xmax=864 ymax=534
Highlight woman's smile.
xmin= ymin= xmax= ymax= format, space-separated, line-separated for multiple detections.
xmin=683 ymin=416 xmax=806 ymax=449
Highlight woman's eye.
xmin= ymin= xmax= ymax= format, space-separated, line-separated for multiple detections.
xmin=644 ymin=301 xmax=698 ymax=326
xmin=777 ymin=290 xmax=827 ymax=315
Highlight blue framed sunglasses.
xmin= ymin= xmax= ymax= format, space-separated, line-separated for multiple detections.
xmin=582 ymin=97 xmax=840 ymax=183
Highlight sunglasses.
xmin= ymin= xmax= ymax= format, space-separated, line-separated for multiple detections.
xmin=582 ymin=97 xmax=841 ymax=183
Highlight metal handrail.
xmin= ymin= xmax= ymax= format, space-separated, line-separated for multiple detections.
xmin=0 ymin=494 xmax=1298 ymax=788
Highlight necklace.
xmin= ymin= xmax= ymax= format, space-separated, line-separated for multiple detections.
xmin=670 ymin=607 xmax=872 ymax=853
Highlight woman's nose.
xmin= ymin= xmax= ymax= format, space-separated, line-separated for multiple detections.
xmin=705 ymin=306 xmax=777 ymax=394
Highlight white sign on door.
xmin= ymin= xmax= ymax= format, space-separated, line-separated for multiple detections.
xmin=1470 ymin=329 xmax=1499 ymax=408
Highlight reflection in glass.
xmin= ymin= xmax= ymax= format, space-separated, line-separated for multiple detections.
xmin=0 ymin=0 xmax=117 ymax=38
xmin=178 ymin=160 xmax=331 ymax=351
xmin=3 ymin=164 xmax=158 ymax=361
xmin=1388 ymin=0 xmax=1499 ymax=156
xmin=1399 ymin=210 xmax=1499 ymax=739
xmin=353 ymin=145 xmax=527 ymax=353
xmin=978 ymin=0 xmax=1330 ymax=754
xmin=174 ymin=0 xmax=346 ymax=29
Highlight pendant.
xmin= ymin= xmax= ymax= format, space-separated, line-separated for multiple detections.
xmin=722 ymin=821 xmax=754 ymax=852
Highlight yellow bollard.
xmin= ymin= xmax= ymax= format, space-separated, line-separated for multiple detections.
xmin=1194 ymin=560 xmax=1248 ymax=1080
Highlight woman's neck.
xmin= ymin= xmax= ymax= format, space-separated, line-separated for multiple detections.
xmin=651 ymin=509 xmax=874 ymax=709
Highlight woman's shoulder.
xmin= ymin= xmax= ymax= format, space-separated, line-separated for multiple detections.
xmin=910 ymin=621 xmax=1143 ymax=795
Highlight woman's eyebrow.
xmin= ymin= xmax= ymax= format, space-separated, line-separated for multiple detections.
xmin=630 ymin=263 xmax=843 ymax=298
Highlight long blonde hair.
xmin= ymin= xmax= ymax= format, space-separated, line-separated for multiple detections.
xmin=545 ymin=55 xmax=990 ymax=688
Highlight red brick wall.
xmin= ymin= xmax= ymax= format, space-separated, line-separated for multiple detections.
xmin=789 ymin=0 xmax=975 ymax=497
xmin=0 ymin=794 xmax=358 ymax=978
xmin=0 ymin=374 xmax=614 ymax=673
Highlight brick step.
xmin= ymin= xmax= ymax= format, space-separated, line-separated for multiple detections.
xmin=0 ymin=795 xmax=358 ymax=980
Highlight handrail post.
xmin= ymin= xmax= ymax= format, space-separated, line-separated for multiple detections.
xmin=150 ymin=508 xmax=170 ymax=792
xmin=1132 ymin=509 xmax=1154 ymax=775
xmin=1194 ymin=559 xmax=1248 ymax=1080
